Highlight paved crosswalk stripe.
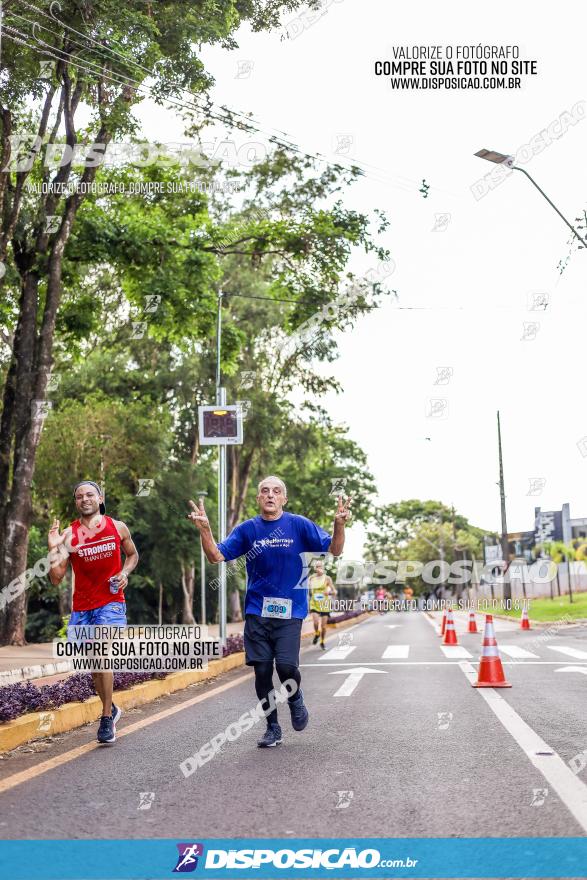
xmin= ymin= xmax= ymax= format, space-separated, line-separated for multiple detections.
xmin=318 ymin=645 xmax=356 ymax=661
xmin=440 ymin=645 xmax=472 ymax=658
xmin=547 ymin=646 xmax=587 ymax=660
xmin=382 ymin=645 xmax=410 ymax=659
xmin=499 ymin=645 xmax=540 ymax=659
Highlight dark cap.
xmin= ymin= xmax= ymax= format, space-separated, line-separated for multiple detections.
xmin=73 ymin=480 xmax=105 ymax=515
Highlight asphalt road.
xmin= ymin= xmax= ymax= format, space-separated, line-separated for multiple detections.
xmin=0 ymin=611 xmax=586 ymax=840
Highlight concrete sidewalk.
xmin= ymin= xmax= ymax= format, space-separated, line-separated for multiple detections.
xmin=0 ymin=617 xmax=322 ymax=686
xmin=0 ymin=621 xmax=245 ymax=686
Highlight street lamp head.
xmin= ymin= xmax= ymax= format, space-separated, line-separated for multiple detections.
xmin=474 ymin=148 xmax=515 ymax=168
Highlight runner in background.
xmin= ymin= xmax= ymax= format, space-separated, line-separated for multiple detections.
xmin=375 ymin=584 xmax=387 ymax=613
xmin=309 ymin=559 xmax=337 ymax=650
xmin=48 ymin=481 xmax=139 ymax=744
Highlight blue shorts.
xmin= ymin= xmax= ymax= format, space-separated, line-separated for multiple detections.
xmin=67 ymin=601 xmax=127 ymax=642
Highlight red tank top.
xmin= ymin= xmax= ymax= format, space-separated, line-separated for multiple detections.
xmin=69 ymin=515 xmax=124 ymax=611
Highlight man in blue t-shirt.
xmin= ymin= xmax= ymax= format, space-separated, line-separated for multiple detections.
xmin=189 ymin=475 xmax=350 ymax=748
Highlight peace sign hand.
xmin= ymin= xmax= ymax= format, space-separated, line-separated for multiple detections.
xmin=188 ymin=498 xmax=211 ymax=532
xmin=48 ymin=518 xmax=65 ymax=550
xmin=334 ymin=495 xmax=352 ymax=525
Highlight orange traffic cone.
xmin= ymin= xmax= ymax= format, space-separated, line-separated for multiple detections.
xmin=473 ymin=615 xmax=511 ymax=688
xmin=442 ymin=609 xmax=459 ymax=645
xmin=521 ymin=605 xmax=531 ymax=630
xmin=439 ymin=609 xmax=447 ymax=637
xmin=468 ymin=611 xmax=478 ymax=633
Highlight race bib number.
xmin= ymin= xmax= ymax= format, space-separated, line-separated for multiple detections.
xmin=261 ymin=597 xmax=292 ymax=619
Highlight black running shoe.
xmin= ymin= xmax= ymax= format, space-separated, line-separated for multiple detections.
xmin=97 ymin=715 xmax=116 ymax=744
xmin=320 ymin=641 xmax=326 ymax=651
xmin=312 ymin=633 xmax=320 ymax=645
xmin=288 ymin=690 xmax=309 ymax=731
xmin=257 ymin=723 xmax=283 ymax=748
xmin=111 ymin=702 xmax=122 ymax=726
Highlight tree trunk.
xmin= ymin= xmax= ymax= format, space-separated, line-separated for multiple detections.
xmin=228 ymin=447 xmax=255 ymax=531
xmin=158 ymin=580 xmax=163 ymax=625
xmin=58 ymin=569 xmax=72 ymax=619
xmin=180 ymin=561 xmax=196 ymax=624
xmin=229 ymin=587 xmax=243 ymax=623
xmin=0 ymin=117 xmax=113 ymax=645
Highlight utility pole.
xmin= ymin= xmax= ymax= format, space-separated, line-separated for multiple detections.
xmin=197 ymin=490 xmax=209 ymax=626
xmin=216 ymin=291 xmax=227 ymax=644
xmin=437 ymin=511 xmax=444 ymax=563
xmin=497 ymin=411 xmax=511 ymax=601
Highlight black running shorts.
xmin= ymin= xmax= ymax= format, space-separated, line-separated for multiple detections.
xmin=243 ymin=614 xmax=303 ymax=667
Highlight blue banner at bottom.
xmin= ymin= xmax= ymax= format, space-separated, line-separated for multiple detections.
xmin=1 ymin=838 xmax=586 ymax=879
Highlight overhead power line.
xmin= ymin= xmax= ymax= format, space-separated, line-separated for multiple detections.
xmin=5 ymin=2 xmax=453 ymax=196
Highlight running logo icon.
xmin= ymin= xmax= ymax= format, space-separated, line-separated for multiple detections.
xmin=173 ymin=843 xmax=204 ymax=872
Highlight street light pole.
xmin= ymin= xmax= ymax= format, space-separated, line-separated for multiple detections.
xmin=512 ymin=166 xmax=587 ymax=249
xmin=474 ymin=149 xmax=587 ymax=248
xmin=201 ymin=541 xmax=206 ymax=626
xmin=497 ymin=410 xmax=511 ymax=602
xmin=197 ymin=490 xmax=209 ymax=626
xmin=216 ymin=291 xmax=227 ymax=645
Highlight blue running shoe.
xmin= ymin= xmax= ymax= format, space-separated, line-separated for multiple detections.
xmin=97 ymin=715 xmax=116 ymax=744
xmin=257 ymin=723 xmax=282 ymax=748
xmin=111 ymin=702 xmax=122 ymax=726
xmin=288 ymin=690 xmax=309 ymax=731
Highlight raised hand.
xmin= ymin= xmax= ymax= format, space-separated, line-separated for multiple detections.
xmin=334 ymin=495 xmax=352 ymax=525
xmin=187 ymin=498 xmax=211 ymax=531
xmin=48 ymin=518 xmax=65 ymax=550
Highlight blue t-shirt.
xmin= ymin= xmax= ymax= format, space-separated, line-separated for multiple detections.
xmin=217 ymin=511 xmax=332 ymax=619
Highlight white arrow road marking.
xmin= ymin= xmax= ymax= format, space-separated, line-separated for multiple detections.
xmin=555 ymin=666 xmax=587 ymax=676
xmin=319 ymin=645 xmax=356 ymax=661
xmin=460 ymin=660 xmax=587 ymax=833
xmin=329 ymin=666 xmax=387 ymax=697
xmin=499 ymin=645 xmax=540 ymax=659
xmin=548 ymin=646 xmax=587 ymax=660
xmin=382 ymin=645 xmax=410 ymax=659
xmin=439 ymin=645 xmax=472 ymax=658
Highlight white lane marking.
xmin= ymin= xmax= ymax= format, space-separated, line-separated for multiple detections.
xmin=423 ymin=613 xmax=440 ymax=633
xmin=439 ymin=645 xmax=472 ymax=658
xmin=555 ymin=666 xmax=587 ymax=676
xmin=318 ymin=645 xmax=356 ymax=661
xmin=329 ymin=666 xmax=386 ymax=697
xmin=499 ymin=645 xmax=540 ymax=659
xmin=382 ymin=645 xmax=410 ymax=659
xmin=459 ymin=661 xmax=587 ymax=834
xmin=305 ymin=660 xmax=587 ymax=667
xmin=548 ymin=646 xmax=587 ymax=660
xmin=301 ymin=615 xmax=373 ymax=657
xmin=385 ymin=625 xmax=402 ymax=629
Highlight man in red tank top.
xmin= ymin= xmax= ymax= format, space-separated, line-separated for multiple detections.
xmin=48 ymin=481 xmax=139 ymax=744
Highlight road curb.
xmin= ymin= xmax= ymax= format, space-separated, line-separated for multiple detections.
xmin=425 ymin=608 xmax=586 ymax=629
xmin=0 ymin=652 xmax=245 ymax=753
xmin=0 ymin=613 xmax=370 ymax=753
xmin=476 ymin=611 xmax=587 ymax=628
xmin=0 ymin=660 xmax=73 ymax=687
